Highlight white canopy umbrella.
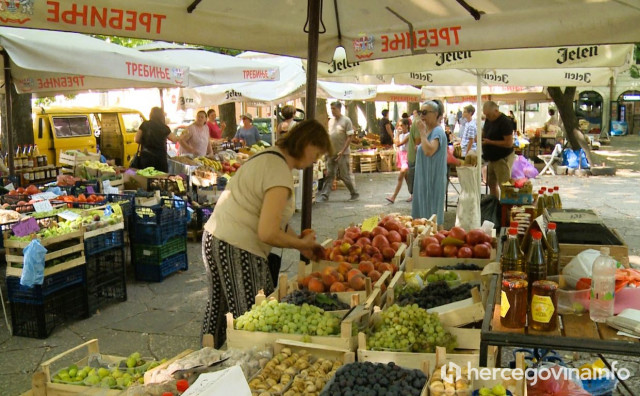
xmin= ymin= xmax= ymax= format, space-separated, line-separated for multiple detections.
xmin=3 ymin=1 xmax=639 ymax=63
xmin=137 ymin=45 xmax=280 ymax=86
xmin=0 ymin=26 xmax=190 ymax=94
xmin=422 ymin=86 xmax=550 ymax=103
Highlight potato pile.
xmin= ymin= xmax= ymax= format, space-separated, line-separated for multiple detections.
xmin=249 ymin=347 xmax=342 ymax=396
xmin=429 ymin=364 xmax=472 ymax=395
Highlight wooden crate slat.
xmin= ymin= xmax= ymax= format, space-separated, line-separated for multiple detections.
xmin=83 ymin=222 xmax=124 ymax=239
xmin=6 ymin=256 xmax=85 ymax=278
xmin=561 ymin=313 xmax=600 ymax=339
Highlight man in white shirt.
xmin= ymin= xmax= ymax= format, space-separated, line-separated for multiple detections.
xmin=316 ymin=102 xmax=359 ymax=202
xmin=447 ymin=111 xmax=457 ymax=134
xmin=460 ymin=105 xmax=478 ymax=157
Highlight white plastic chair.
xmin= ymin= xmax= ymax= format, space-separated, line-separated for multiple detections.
xmin=538 ymin=143 xmax=563 ymax=176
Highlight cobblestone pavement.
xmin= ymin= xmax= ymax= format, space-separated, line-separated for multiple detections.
xmin=1 ymin=135 xmax=639 ymax=395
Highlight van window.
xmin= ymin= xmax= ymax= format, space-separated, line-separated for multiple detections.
xmin=122 ymin=113 xmax=144 ymax=133
xmin=38 ymin=117 xmax=44 ymax=139
xmin=52 ymin=116 xmax=91 ymax=138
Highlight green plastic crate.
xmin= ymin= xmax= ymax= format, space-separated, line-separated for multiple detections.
xmin=132 ymin=237 xmax=187 ymax=265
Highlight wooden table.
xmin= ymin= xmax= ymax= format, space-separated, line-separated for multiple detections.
xmin=479 ymin=273 xmax=640 ymax=366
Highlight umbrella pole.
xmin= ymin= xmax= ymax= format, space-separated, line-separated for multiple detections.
xmin=3 ymin=51 xmax=15 ymax=177
xmin=301 ymin=0 xmax=321 ymax=237
xmin=476 ymin=72 xmax=483 ymax=226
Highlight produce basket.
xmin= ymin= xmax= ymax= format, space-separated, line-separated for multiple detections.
xmin=10 ymin=282 xmax=88 ymax=339
xmin=412 ymin=232 xmax=496 ymax=268
xmin=131 ymin=236 xmax=187 ymax=265
xmin=4 ymin=230 xmax=86 ymax=278
xmin=386 ymin=270 xmax=485 ymax=327
xmin=6 ymin=264 xmax=86 ymax=304
xmin=86 ymin=247 xmax=126 ymax=313
xmin=134 ymin=252 xmax=188 ymax=282
xmin=84 ymin=225 xmax=124 ymax=256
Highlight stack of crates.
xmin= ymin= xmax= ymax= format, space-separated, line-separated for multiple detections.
xmin=131 ymin=197 xmax=189 ymax=282
xmin=83 ymin=222 xmax=127 ymax=313
xmin=5 ymin=230 xmax=88 ymax=338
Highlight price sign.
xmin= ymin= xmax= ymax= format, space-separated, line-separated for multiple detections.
xmin=4 ymin=183 xmax=14 ymax=191
xmin=86 ymin=186 xmax=95 ymax=194
xmin=33 ymin=200 xmax=53 ymax=213
xmin=58 ymin=210 xmax=81 ymax=221
xmin=31 ymin=192 xmax=58 ymax=201
xmin=102 ymin=180 xmax=111 ymax=192
xmin=12 ymin=218 xmax=39 ymax=237
xmin=361 ymin=216 xmax=380 ymax=232
xmin=176 ymin=179 xmax=186 ymax=192
xmin=111 ymin=203 xmax=122 ymax=216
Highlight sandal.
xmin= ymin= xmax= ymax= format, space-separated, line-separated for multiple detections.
xmin=385 ymin=197 xmax=395 ymax=204
xmin=406 ymin=196 xmax=413 ymax=202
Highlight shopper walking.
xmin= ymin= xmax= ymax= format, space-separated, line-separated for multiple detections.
xmin=482 ymin=101 xmax=515 ymax=198
xmin=316 ymin=101 xmax=360 ymax=202
xmin=276 ymin=105 xmax=297 ymax=140
xmin=386 ymin=118 xmax=411 ymax=203
xmin=134 ymin=107 xmax=176 ymax=172
xmin=201 ymin=120 xmax=330 ymax=348
xmin=412 ymin=101 xmax=447 ymax=226
xmin=405 ymin=111 xmax=422 ymax=203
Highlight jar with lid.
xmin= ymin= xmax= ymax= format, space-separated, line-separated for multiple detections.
xmin=530 ymin=280 xmax=558 ymax=331
xmin=501 ymin=278 xmax=528 ymax=328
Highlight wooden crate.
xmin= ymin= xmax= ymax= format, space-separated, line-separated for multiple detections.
xmin=4 ymin=230 xmax=85 ymax=278
xmin=31 ymin=339 xmax=192 ymax=396
xmin=411 ymin=233 xmax=496 ymax=268
xmin=386 ymin=271 xmax=485 ymax=327
xmin=558 ymin=228 xmax=628 ymax=268
xmin=350 ymin=153 xmax=359 ymax=172
xmin=404 ymin=257 xmax=483 ymax=283
xmin=358 ymin=155 xmax=377 ymax=173
xmin=428 ymin=348 xmax=526 ymax=396
xmin=225 ymin=303 xmax=371 ymax=351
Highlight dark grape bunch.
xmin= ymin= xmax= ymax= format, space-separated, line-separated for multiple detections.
xmin=438 ymin=263 xmax=483 ymax=270
xmin=397 ymin=281 xmax=474 ymax=310
xmin=281 ymin=289 xmax=350 ymax=311
xmin=321 ymin=361 xmax=426 ymax=396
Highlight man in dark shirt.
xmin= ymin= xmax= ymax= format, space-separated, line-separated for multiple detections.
xmin=482 ymin=101 xmax=515 ymax=197
xmin=378 ymin=109 xmax=394 ymax=146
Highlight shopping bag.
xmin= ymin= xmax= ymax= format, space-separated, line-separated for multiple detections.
xmin=20 ymin=239 xmax=48 ymax=287
xmin=455 ymin=166 xmax=481 ymax=231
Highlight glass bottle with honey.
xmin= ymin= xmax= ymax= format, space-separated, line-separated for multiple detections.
xmin=526 ymin=231 xmax=547 ymax=298
xmin=501 ymin=228 xmax=524 ymax=272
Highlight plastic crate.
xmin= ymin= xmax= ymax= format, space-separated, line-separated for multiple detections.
xmin=10 ymin=282 xmax=88 ymax=339
xmin=84 ymin=229 xmax=124 ymax=256
xmin=132 ymin=236 xmax=187 ymax=265
xmin=86 ymin=247 xmax=126 ymax=313
xmin=131 ymin=198 xmax=188 ymax=244
xmin=107 ymin=192 xmax=135 ymax=217
xmin=6 ymin=265 xmax=86 ymax=304
xmin=135 ymin=252 xmax=188 ymax=282
xmin=1 ymin=193 xmax=29 ymax=205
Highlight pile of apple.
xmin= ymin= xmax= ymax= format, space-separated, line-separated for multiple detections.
xmin=324 ymin=215 xmax=410 ymax=264
xmin=299 ymin=261 xmax=394 ymax=293
xmin=419 ymin=226 xmax=493 ymax=259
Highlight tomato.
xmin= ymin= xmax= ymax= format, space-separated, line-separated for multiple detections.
xmin=473 ymin=244 xmax=491 ymax=259
xmin=457 ymin=247 xmax=473 ymax=258
xmin=25 ymin=185 xmax=39 ymax=195
xmin=466 ymin=229 xmax=486 ymax=246
xmin=16 ymin=187 xmax=25 ymax=194
xmin=77 ymin=194 xmax=87 ymax=203
xmin=425 ymin=243 xmax=443 ymax=257
xmin=443 ymin=245 xmax=458 ymax=257
xmin=449 ymin=226 xmax=467 ymax=241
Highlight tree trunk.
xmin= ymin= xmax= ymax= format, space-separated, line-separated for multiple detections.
xmin=407 ymin=102 xmax=420 ymax=114
xmin=1 ymin=85 xmax=33 ymax=156
xmin=365 ymin=101 xmax=377 ymax=134
xmin=219 ymin=102 xmax=236 ymax=139
xmin=547 ymin=86 xmax=594 ymax=165
xmin=315 ymin=98 xmax=328 ymax=130
xmin=346 ymin=101 xmax=362 ymax=130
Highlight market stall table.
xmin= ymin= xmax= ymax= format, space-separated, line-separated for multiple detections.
xmin=479 ymin=273 xmax=640 ymax=367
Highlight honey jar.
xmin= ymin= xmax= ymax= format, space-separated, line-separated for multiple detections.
xmin=530 ymin=280 xmax=558 ymax=331
xmin=500 ymin=278 xmax=528 ymax=329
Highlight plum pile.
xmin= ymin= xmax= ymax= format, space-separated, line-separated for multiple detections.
xmin=321 ymin=361 xmax=426 ymax=396
xmin=396 ymin=281 xmax=474 ymax=310
xmin=280 ymin=289 xmax=350 ymax=311
xmin=438 ymin=263 xmax=483 ymax=270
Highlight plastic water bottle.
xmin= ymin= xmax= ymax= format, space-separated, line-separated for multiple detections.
xmin=590 ymin=247 xmax=617 ymax=323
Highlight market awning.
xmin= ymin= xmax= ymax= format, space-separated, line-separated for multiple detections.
xmin=0 ymin=26 xmax=190 ymax=94
xmin=421 ymin=86 xmax=551 ymax=103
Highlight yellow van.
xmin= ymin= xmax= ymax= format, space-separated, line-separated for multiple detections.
xmin=33 ymin=106 xmax=146 ymax=167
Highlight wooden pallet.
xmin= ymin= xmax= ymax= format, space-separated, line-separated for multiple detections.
xmin=358 ymin=156 xmax=377 ymax=173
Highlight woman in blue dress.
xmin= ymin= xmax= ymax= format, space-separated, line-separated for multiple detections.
xmin=411 ymin=100 xmax=448 ymax=227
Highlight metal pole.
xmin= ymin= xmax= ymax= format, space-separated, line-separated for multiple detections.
xmin=476 ymin=72 xmax=483 ymax=218
xmin=301 ymin=0 xmax=321 ymax=235
xmin=3 ymin=51 xmax=15 ymax=177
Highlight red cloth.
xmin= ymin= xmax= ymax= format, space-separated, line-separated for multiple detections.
xmin=207 ymin=121 xmax=222 ymax=139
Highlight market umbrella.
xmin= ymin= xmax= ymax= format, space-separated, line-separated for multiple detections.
xmin=0 ymin=26 xmax=190 ymax=94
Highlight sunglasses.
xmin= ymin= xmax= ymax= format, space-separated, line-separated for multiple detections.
xmin=420 ymin=109 xmax=437 ymax=115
